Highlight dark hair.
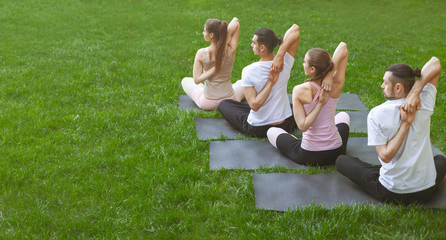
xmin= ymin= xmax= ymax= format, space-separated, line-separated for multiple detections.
xmin=306 ymin=48 xmax=334 ymax=82
xmin=254 ymin=28 xmax=283 ymax=53
xmin=386 ymin=63 xmax=420 ymax=94
xmin=205 ymin=19 xmax=228 ymax=73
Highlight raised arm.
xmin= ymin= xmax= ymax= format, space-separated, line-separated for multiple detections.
xmin=193 ymin=49 xmax=215 ymax=84
xmin=321 ymin=42 xmax=348 ymax=94
xmin=226 ymin=17 xmax=240 ymax=60
xmin=270 ymin=24 xmax=300 ymax=72
xmin=401 ymin=57 xmax=441 ymax=112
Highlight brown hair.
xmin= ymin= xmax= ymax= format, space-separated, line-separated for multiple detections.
xmin=254 ymin=28 xmax=283 ymax=53
xmin=386 ymin=63 xmax=420 ymax=94
xmin=306 ymin=48 xmax=334 ymax=82
xmin=205 ymin=19 xmax=228 ymax=73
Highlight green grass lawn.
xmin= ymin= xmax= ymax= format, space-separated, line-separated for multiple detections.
xmin=1 ymin=0 xmax=446 ymax=238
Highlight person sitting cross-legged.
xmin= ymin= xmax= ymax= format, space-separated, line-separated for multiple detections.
xmin=218 ymin=24 xmax=301 ymax=138
xmin=336 ymin=57 xmax=446 ymax=205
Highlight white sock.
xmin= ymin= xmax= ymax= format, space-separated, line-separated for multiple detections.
xmin=267 ymin=127 xmax=288 ymax=149
xmin=335 ymin=111 xmax=350 ymax=126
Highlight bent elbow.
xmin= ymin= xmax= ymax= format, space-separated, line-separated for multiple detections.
xmin=378 ymin=154 xmax=392 ymax=163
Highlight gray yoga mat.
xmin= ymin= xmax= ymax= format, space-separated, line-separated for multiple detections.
xmin=195 ymin=111 xmax=368 ymax=140
xmin=209 ymin=138 xmax=378 ymax=170
xmin=195 ymin=117 xmax=243 ymax=140
xmin=209 ymin=140 xmax=306 ymax=170
xmin=209 ymin=138 xmax=444 ymax=170
xmin=180 ymin=93 xmax=368 ymax=111
xmin=339 ymin=111 xmax=368 ymax=133
xmin=253 ymin=173 xmax=446 ymax=211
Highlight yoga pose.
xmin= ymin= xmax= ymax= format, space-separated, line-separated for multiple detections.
xmin=267 ymin=42 xmax=350 ymax=166
xmin=181 ymin=17 xmax=244 ymax=110
xmin=218 ymin=24 xmax=300 ymax=138
xmin=336 ymin=57 xmax=446 ymax=204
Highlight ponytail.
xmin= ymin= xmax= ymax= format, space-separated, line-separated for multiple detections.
xmin=215 ymin=21 xmax=228 ymax=73
xmin=306 ymin=48 xmax=334 ymax=82
xmin=205 ymin=19 xmax=228 ymax=73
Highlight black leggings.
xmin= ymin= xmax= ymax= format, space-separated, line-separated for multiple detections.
xmin=218 ymin=99 xmax=296 ymax=138
xmin=336 ymin=154 xmax=446 ymax=204
xmin=276 ymin=123 xmax=350 ymax=166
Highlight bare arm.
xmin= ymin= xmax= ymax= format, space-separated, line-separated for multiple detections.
xmin=374 ymin=108 xmax=415 ymax=163
xmin=244 ymin=71 xmax=280 ymax=112
xmin=270 ymin=24 xmax=300 ymax=73
xmin=322 ymin=42 xmax=348 ymax=94
xmin=401 ymin=57 xmax=441 ymax=112
xmin=192 ymin=49 xmax=215 ymax=84
xmin=292 ymin=85 xmax=329 ymax=132
xmin=226 ymin=17 xmax=240 ymax=60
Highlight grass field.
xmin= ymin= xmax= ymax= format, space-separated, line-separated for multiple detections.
xmin=1 ymin=0 xmax=446 ymax=238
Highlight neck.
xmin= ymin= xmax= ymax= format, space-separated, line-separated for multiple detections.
xmin=259 ymin=52 xmax=275 ymax=62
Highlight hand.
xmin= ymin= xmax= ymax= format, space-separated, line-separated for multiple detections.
xmin=270 ymin=55 xmax=284 ymax=73
xmin=401 ymin=93 xmax=421 ymax=113
xmin=268 ymin=70 xmax=280 ymax=84
xmin=321 ymin=77 xmax=333 ymax=91
xmin=318 ymin=89 xmax=329 ymax=106
xmin=400 ymin=107 xmax=416 ymax=125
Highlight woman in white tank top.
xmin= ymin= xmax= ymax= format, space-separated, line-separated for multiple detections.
xmin=181 ymin=18 xmax=244 ymax=110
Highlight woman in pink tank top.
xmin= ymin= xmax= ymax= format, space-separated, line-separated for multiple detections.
xmin=267 ymin=42 xmax=350 ymax=166
xmin=181 ymin=18 xmax=244 ymax=110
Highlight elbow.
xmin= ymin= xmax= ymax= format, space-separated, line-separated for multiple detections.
xmin=292 ymin=24 xmax=301 ymax=37
xmin=378 ymin=153 xmax=392 ymax=163
xmin=297 ymin=124 xmax=308 ymax=133
xmin=432 ymin=57 xmax=441 ymax=73
xmin=251 ymin=105 xmax=260 ymax=112
xmin=193 ymin=78 xmax=200 ymax=84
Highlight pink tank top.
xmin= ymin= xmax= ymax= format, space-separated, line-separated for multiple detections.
xmin=301 ymin=82 xmax=342 ymax=151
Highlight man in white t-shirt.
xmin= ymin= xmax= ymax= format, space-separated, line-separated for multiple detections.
xmin=218 ymin=24 xmax=300 ymax=138
xmin=336 ymin=57 xmax=446 ymax=204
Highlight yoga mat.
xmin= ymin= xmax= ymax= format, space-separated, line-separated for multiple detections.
xmin=338 ymin=111 xmax=368 ymax=133
xmin=209 ymin=138 xmax=445 ymax=170
xmin=253 ymin=173 xmax=446 ymax=211
xmin=209 ymin=138 xmax=378 ymax=170
xmin=195 ymin=117 xmax=242 ymax=140
xmin=194 ymin=111 xmax=367 ymax=140
xmin=180 ymin=93 xmax=368 ymax=111
xmin=209 ymin=140 xmax=306 ymax=170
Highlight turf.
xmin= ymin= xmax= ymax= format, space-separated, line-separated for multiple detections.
xmin=1 ymin=0 xmax=445 ymax=239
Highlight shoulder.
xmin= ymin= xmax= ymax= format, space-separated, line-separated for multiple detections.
xmin=293 ymin=82 xmax=313 ymax=102
xmin=195 ymin=48 xmax=207 ymax=60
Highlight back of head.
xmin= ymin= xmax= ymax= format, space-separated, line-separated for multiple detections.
xmin=254 ymin=28 xmax=283 ymax=53
xmin=386 ymin=63 xmax=420 ymax=94
xmin=306 ymin=48 xmax=334 ymax=82
xmin=205 ymin=19 xmax=228 ymax=72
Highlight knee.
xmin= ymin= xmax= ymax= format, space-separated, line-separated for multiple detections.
xmin=218 ymin=99 xmax=230 ymax=113
xmin=335 ymin=155 xmax=350 ymax=172
xmin=335 ymin=111 xmax=350 ymax=126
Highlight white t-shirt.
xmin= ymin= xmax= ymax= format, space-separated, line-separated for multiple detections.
xmin=240 ymin=52 xmax=294 ymax=126
xmin=367 ymin=83 xmax=437 ymax=194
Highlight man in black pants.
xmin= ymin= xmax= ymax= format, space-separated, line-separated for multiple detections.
xmin=218 ymin=24 xmax=300 ymax=138
xmin=336 ymin=57 xmax=446 ymax=204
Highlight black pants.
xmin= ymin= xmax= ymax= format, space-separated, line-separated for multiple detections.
xmin=218 ymin=99 xmax=296 ymax=138
xmin=336 ymin=154 xmax=446 ymax=204
xmin=275 ymin=123 xmax=350 ymax=166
